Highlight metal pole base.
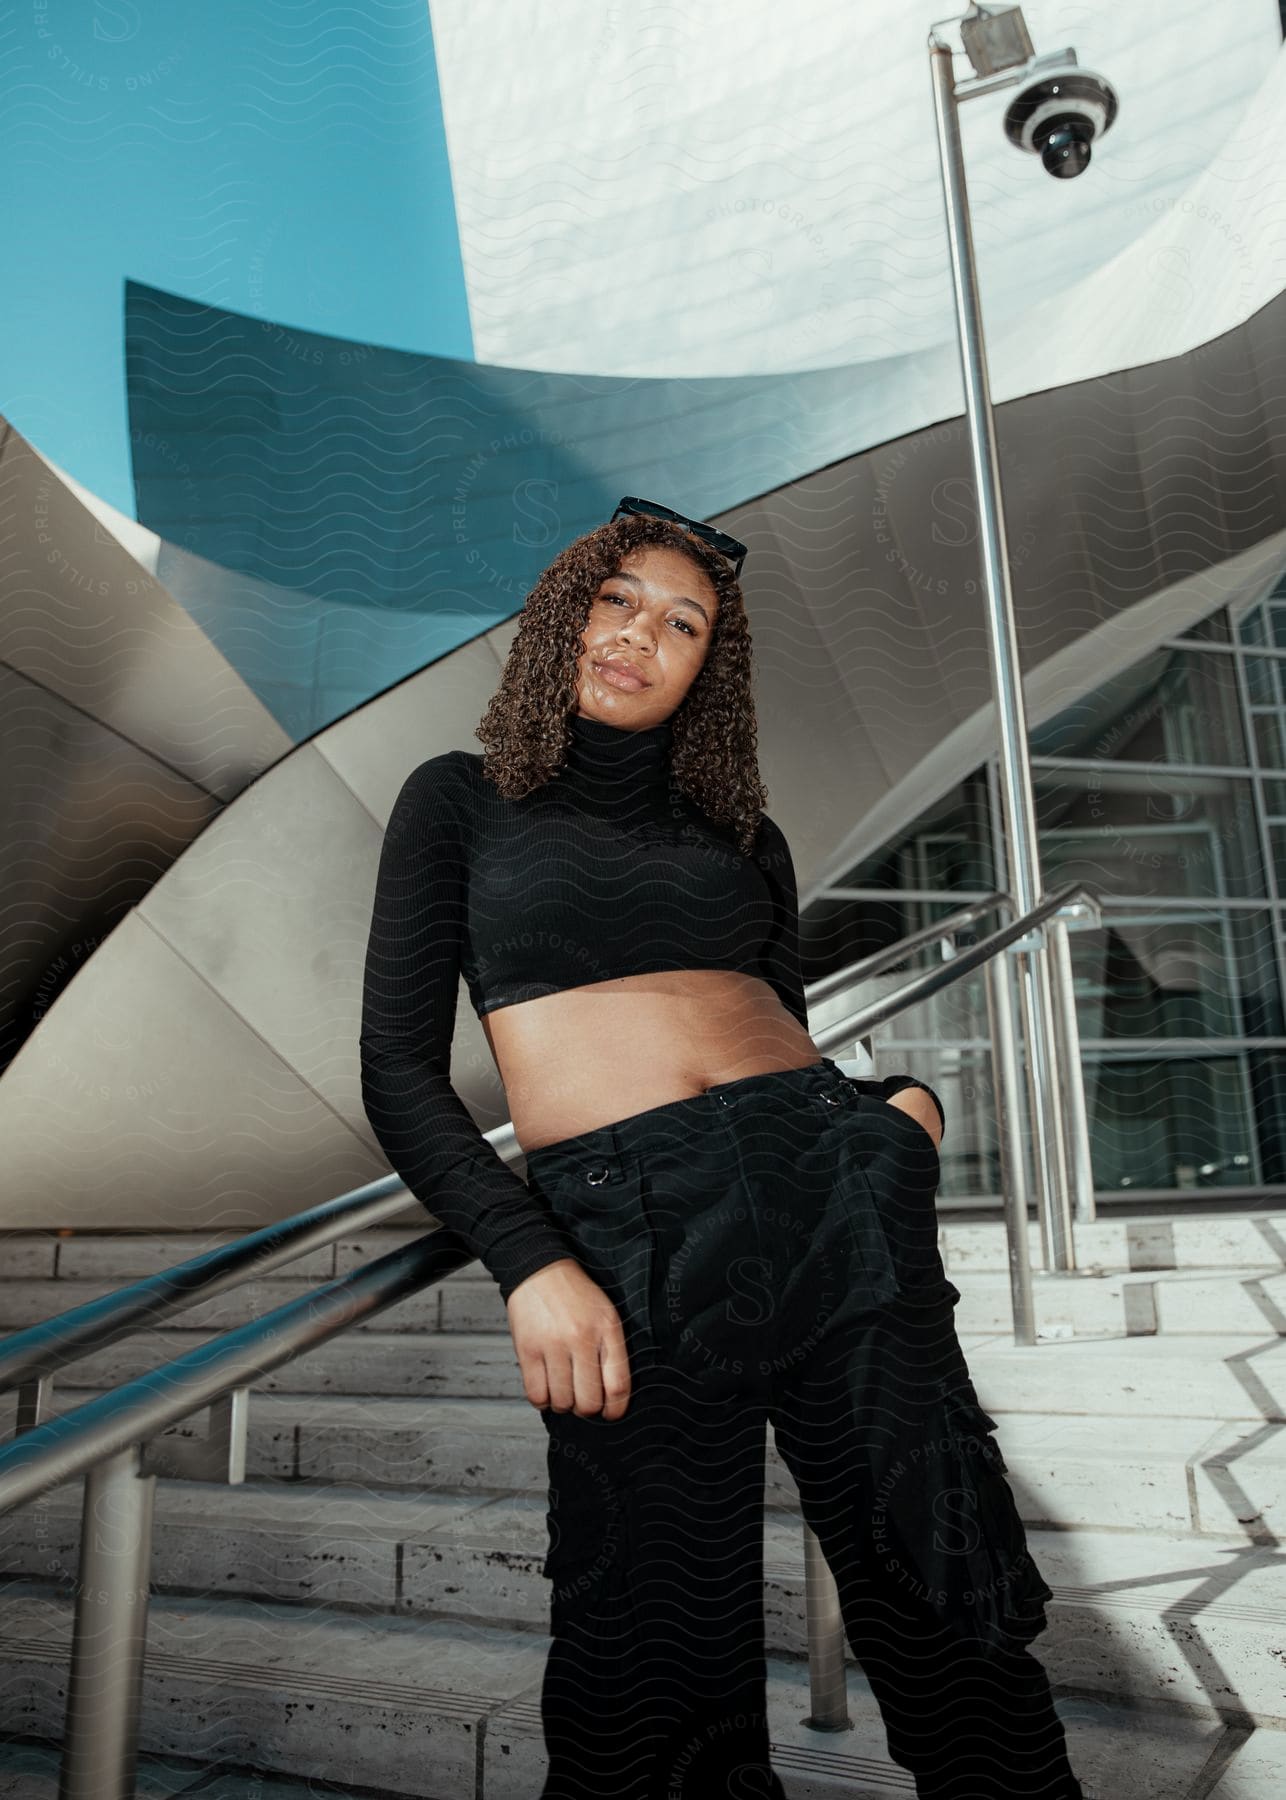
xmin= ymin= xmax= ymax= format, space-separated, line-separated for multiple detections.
xmin=802 ymin=1522 xmax=852 ymax=1732
xmin=58 ymin=1445 xmax=155 ymax=1800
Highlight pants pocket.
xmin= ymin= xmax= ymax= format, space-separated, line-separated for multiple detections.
xmin=822 ymin=1099 xmax=949 ymax=1304
xmin=862 ymin=1381 xmax=1053 ymax=1655
xmin=539 ymin=1409 xmax=630 ymax=1608
xmin=528 ymin=1156 xmax=661 ymax=1358
xmin=927 ymin=1386 xmax=1053 ymax=1652
xmin=848 ymin=1098 xmax=947 ymax=1296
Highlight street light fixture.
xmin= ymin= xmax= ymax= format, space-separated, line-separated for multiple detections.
xmin=960 ymin=0 xmax=1035 ymax=73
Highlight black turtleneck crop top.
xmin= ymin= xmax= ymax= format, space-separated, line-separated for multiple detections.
xmin=359 ymin=710 xmax=945 ymax=1302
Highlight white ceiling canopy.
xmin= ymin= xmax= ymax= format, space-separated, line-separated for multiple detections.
xmin=428 ymin=0 xmax=1282 ymax=378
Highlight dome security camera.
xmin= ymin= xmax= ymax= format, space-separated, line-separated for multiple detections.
xmin=1003 ymin=52 xmax=1119 ymax=179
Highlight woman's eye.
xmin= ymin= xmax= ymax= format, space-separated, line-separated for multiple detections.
xmin=601 ymin=594 xmax=696 ymax=636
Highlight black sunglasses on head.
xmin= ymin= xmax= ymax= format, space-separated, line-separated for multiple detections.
xmin=611 ymin=496 xmax=747 ymax=580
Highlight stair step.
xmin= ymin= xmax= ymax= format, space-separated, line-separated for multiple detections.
xmin=951 ymin=1266 xmax=1286 ymax=1339
xmin=986 ymin=1411 xmax=1286 ymax=1538
xmin=0 ymin=1587 xmax=927 ymax=1798
xmin=0 ymin=1739 xmax=213 ymax=1797
xmin=942 ymin=1211 xmax=1286 ymax=1274
xmin=964 ymin=1332 xmax=1286 ymax=1421
xmin=5 ymin=1209 xmax=1283 ymax=1293
xmin=1 ymin=1480 xmax=549 ymax=1618
xmin=4 ymin=1484 xmax=1283 ymax=1727
xmin=0 ymin=1585 xmax=547 ymax=1799
xmin=0 ymin=1583 xmax=1271 ymax=1798
xmin=1207 ymin=1723 xmax=1286 ymax=1797
xmin=5 ymin=1376 xmax=1284 ymax=1541
xmin=42 ymin=1327 xmax=537 ymax=1400
xmin=1022 ymin=1525 xmax=1286 ymax=1725
xmin=8 ymin=1263 xmax=1283 ymax=1340
xmin=27 ymin=1323 xmax=1286 ymax=1423
xmin=4 ymin=1217 xmax=1283 ymax=1795
xmin=0 ymin=1389 xmax=554 ymax=1493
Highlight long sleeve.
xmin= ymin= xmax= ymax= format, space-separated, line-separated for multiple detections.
xmin=359 ymin=755 xmax=578 ymax=1303
xmin=879 ymin=1074 xmax=946 ymax=1135
xmin=753 ymin=813 xmax=810 ymax=1031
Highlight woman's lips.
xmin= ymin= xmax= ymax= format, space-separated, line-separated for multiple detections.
xmin=594 ymin=660 xmax=648 ymax=692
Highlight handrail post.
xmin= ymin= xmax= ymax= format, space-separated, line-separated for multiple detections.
xmin=802 ymin=1522 xmax=851 ymax=1731
xmin=984 ymin=947 xmax=1037 ymax=1344
xmin=1047 ymin=913 xmax=1097 ymax=1225
xmin=1018 ymin=944 xmax=1077 ymax=1271
xmin=15 ymin=1374 xmax=55 ymax=1434
xmin=58 ymin=1444 xmax=155 ymax=1800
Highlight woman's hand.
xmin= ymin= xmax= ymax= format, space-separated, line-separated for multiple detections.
xmin=884 ymin=1087 xmax=944 ymax=1150
xmin=506 ymin=1257 xmax=633 ymax=1421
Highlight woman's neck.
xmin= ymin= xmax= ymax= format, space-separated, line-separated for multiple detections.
xmin=562 ymin=709 xmax=674 ymax=785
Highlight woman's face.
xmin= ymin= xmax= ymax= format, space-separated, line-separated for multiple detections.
xmin=574 ymin=544 xmax=720 ymax=729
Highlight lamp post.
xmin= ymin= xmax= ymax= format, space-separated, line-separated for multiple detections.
xmin=926 ymin=5 xmax=1116 ymax=1271
xmin=800 ymin=7 xmax=1119 ymax=1735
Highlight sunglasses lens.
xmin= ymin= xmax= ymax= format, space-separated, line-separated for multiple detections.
xmin=611 ymin=497 xmax=745 ymax=576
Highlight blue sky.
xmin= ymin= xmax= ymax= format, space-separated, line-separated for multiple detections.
xmin=1 ymin=1 xmax=471 ymax=512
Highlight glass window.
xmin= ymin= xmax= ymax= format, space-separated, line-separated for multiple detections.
xmin=1239 ymin=607 xmax=1267 ymax=647
xmin=1254 ymin=712 xmax=1286 ymax=770
xmin=1247 ymin=1048 xmax=1286 ymax=1184
xmin=807 ymin=590 xmax=1286 ymax=1203
xmin=1029 ymin=647 xmax=1246 ymax=766
xmin=1271 ymin=826 xmax=1286 ymax=895
xmin=1068 ymin=908 xmax=1284 ymax=1039
xmin=929 ymin=1047 xmax=1284 ymax=1201
xmin=1244 ymin=655 xmax=1284 ymax=706
xmin=1033 ymin=766 xmax=1264 ymax=900
xmin=1086 ymin=1054 xmax=1268 ymax=1192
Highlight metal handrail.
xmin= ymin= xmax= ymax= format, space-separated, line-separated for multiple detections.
xmin=0 ymin=886 xmax=1021 ymax=1406
xmin=0 ymin=1231 xmax=476 ymax=1513
xmin=2 ymin=878 xmax=1095 ymax=1480
xmin=0 ymin=877 xmax=1099 ymax=1794
xmin=802 ymin=889 xmax=1011 ymax=1006
xmin=0 ymin=1177 xmax=413 ymax=1401
xmin=815 ymin=881 xmax=1095 ymax=1045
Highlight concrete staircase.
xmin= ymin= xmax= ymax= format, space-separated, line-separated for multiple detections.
xmin=0 ymin=1213 xmax=1283 ymax=1799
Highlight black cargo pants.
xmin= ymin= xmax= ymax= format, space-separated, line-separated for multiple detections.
xmin=523 ymin=1057 xmax=1083 ymax=1800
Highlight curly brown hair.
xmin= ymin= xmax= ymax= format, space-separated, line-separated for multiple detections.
xmin=474 ymin=512 xmax=769 ymax=856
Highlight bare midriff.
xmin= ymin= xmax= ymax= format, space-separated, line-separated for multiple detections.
xmin=481 ymin=968 xmax=824 ymax=1153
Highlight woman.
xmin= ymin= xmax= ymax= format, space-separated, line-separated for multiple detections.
xmin=359 ymin=502 xmax=1083 ymax=1800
